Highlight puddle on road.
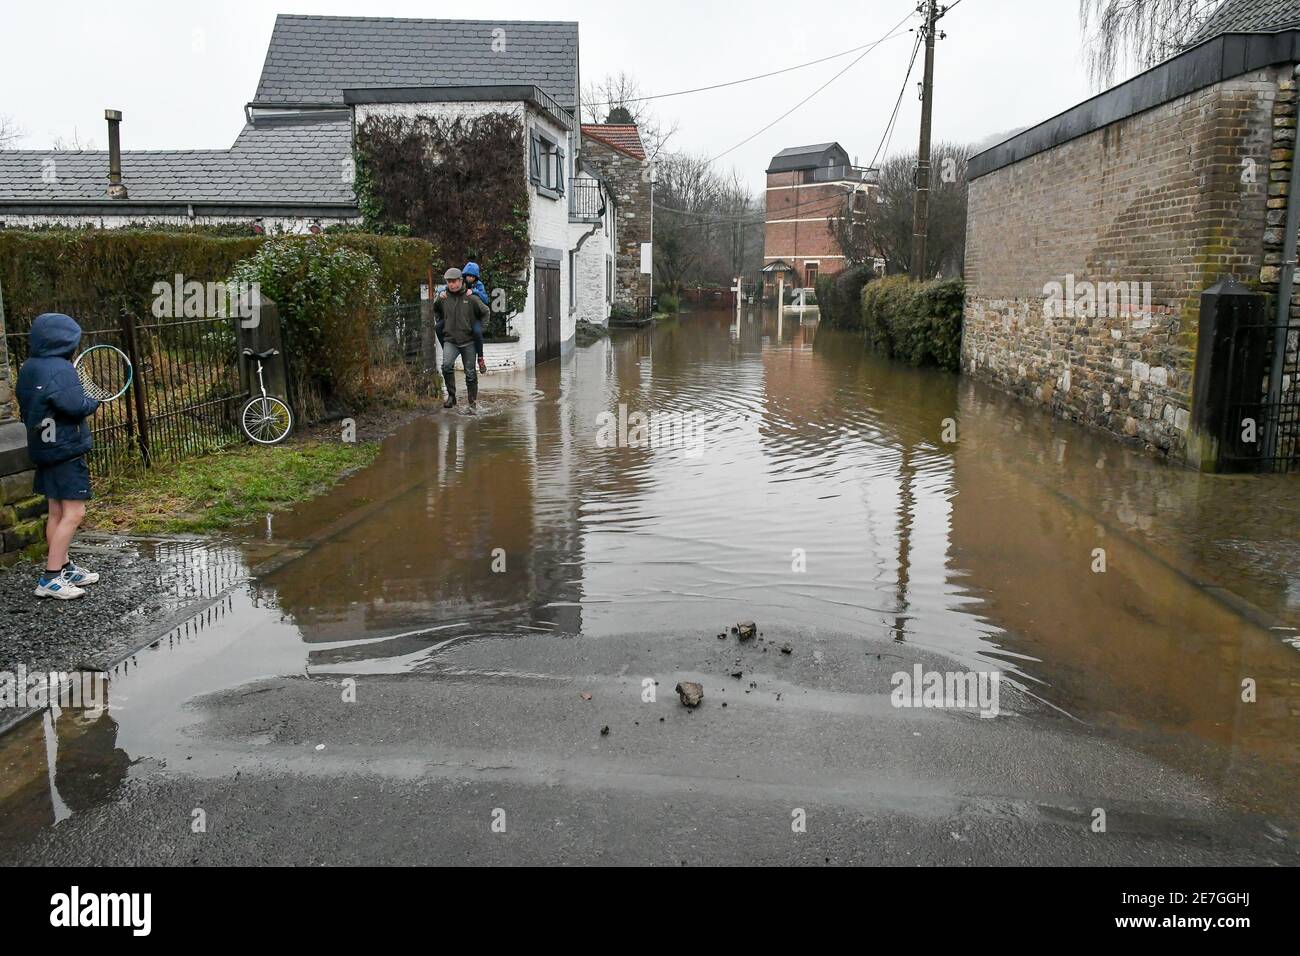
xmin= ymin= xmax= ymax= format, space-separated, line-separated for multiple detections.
xmin=3 ymin=308 xmax=1299 ymax=840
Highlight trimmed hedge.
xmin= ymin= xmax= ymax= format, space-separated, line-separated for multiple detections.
xmin=0 ymin=229 xmax=436 ymax=414
xmin=0 ymin=230 xmax=434 ymax=323
xmin=860 ymin=276 xmax=964 ymax=371
xmin=815 ymin=264 xmax=874 ymax=330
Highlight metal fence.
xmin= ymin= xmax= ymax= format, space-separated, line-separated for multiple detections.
xmin=569 ymin=179 xmax=604 ymax=220
xmin=370 ymin=301 xmax=424 ymax=368
xmin=1222 ymin=317 xmax=1300 ymax=473
xmin=3 ymin=305 xmax=244 ymax=476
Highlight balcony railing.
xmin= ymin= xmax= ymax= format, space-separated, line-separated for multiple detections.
xmin=811 ymin=164 xmax=878 ymax=184
xmin=569 ymin=179 xmax=605 ymax=221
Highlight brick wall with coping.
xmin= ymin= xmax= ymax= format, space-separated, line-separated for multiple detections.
xmin=962 ymin=67 xmax=1282 ymax=462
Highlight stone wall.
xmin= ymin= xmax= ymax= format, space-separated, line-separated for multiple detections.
xmin=963 ymin=68 xmax=1282 ymax=462
xmin=0 ymin=293 xmax=44 ymax=567
xmin=581 ymin=137 xmax=650 ymax=306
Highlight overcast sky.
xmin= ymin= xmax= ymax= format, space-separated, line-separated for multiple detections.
xmin=0 ymin=0 xmax=1102 ymax=193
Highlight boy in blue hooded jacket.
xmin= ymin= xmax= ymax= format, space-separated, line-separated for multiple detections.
xmin=15 ymin=313 xmax=102 ymax=599
xmin=462 ymin=261 xmax=489 ymax=374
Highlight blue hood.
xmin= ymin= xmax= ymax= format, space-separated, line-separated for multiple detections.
xmin=30 ymin=313 xmax=83 ymax=359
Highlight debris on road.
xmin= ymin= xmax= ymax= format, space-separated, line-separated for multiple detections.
xmin=737 ymin=621 xmax=757 ymax=640
xmin=780 ymin=643 xmax=793 ymax=655
xmin=580 ymin=692 xmax=593 ymax=701
xmin=600 ymin=725 xmax=610 ymax=736
xmin=675 ymin=681 xmax=704 ymax=707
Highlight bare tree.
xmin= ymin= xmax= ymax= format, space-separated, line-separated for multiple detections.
xmin=652 ymin=153 xmax=762 ymax=290
xmin=1079 ymin=0 xmax=1221 ymax=89
xmin=581 ymin=71 xmax=678 ymax=160
xmin=52 ymin=128 xmax=96 ymax=151
xmin=0 ymin=114 xmax=24 ymax=148
xmin=838 ymin=142 xmax=971 ymax=277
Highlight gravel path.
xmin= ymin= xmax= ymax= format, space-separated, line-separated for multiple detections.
xmin=0 ymin=538 xmax=206 ymax=677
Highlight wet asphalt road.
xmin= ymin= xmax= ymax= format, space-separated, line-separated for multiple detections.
xmin=2 ymin=313 xmax=1299 ymax=865
xmin=2 ymin=626 xmax=1294 ymax=866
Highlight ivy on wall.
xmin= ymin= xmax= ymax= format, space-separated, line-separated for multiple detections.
xmin=354 ymin=111 xmax=531 ymax=337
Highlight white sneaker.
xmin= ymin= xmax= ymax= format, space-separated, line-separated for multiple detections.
xmin=34 ymin=573 xmax=86 ymax=600
xmin=65 ymin=561 xmax=99 ymax=585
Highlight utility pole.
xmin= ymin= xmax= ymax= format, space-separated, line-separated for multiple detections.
xmin=910 ymin=0 xmax=944 ymax=280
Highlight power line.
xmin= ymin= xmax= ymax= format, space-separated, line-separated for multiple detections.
xmin=705 ymin=9 xmax=918 ymax=166
xmin=655 ymin=188 xmax=862 ymax=230
xmin=586 ymin=30 xmax=921 ymax=110
xmin=869 ymin=31 xmax=923 ymax=171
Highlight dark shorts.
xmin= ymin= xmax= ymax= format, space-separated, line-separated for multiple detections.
xmin=33 ymin=456 xmax=92 ymax=501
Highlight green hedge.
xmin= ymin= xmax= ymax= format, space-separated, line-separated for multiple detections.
xmin=0 ymin=230 xmax=434 ymax=323
xmin=860 ymin=275 xmax=964 ymax=371
xmin=815 ymin=265 xmax=874 ymax=330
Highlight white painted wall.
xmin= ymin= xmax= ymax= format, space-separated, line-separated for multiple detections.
xmin=528 ymin=107 xmax=575 ymax=362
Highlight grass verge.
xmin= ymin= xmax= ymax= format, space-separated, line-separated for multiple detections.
xmin=85 ymin=440 xmax=380 ymax=534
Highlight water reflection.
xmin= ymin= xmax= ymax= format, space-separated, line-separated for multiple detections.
xmin=2 ymin=307 xmax=1298 ymax=837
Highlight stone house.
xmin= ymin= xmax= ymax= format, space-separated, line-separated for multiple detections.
xmin=963 ymin=0 xmax=1300 ymax=467
xmin=579 ymin=124 xmax=653 ymax=310
xmin=762 ymin=142 xmax=876 ymax=297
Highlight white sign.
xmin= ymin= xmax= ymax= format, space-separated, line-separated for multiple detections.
xmin=639 ymin=242 xmax=652 ymax=275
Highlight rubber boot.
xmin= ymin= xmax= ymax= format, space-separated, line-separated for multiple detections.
xmin=466 ymin=378 xmax=478 ymax=414
xmin=442 ymin=371 xmax=456 ymax=409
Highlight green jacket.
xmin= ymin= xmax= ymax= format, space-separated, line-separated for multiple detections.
xmin=435 ymin=289 xmax=489 ymax=346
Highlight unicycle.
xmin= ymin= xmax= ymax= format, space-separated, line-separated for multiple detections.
xmin=239 ymin=348 xmax=293 ymax=445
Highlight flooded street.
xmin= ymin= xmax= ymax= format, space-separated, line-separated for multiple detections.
xmin=3 ymin=307 xmax=1299 ymax=864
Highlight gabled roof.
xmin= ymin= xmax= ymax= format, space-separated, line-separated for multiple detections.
xmin=1188 ymin=0 xmax=1300 ymax=44
xmin=253 ymin=14 xmax=580 ymax=111
xmin=766 ymin=142 xmax=849 ymax=173
xmin=581 ymin=124 xmax=646 ymax=160
xmin=0 ymin=115 xmax=355 ymax=209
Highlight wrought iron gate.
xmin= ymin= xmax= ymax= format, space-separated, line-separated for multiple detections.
xmin=4 ymin=305 xmax=245 ymax=476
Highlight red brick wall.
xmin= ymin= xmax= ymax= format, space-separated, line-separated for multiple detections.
xmin=764 ymin=172 xmax=853 ymax=282
xmin=963 ymin=67 xmax=1280 ymax=462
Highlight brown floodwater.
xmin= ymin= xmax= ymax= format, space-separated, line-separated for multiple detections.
xmin=4 ymin=306 xmax=1300 ymax=834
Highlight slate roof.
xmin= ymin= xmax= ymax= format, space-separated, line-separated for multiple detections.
xmin=1188 ymin=0 xmax=1300 ymax=43
xmin=0 ymin=14 xmax=580 ymax=212
xmin=581 ymin=124 xmax=646 ymax=160
xmin=0 ymin=115 xmax=355 ymax=208
xmin=253 ymin=14 xmax=580 ymax=111
xmin=766 ymin=142 xmax=849 ymax=173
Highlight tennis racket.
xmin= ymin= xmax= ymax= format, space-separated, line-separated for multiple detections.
xmin=73 ymin=344 xmax=133 ymax=402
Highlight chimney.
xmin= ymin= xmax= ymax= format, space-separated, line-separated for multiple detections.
xmin=105 ymin=109 xmax=127 ymax=199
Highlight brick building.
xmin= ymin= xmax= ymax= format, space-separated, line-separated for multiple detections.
xmin=963 ymin=0 xmax=1300 ymax=466
xmin=580 ymin=124 xmax=652 ymax=309
xmin=762 ymin=142 xmax=875 ymax=298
